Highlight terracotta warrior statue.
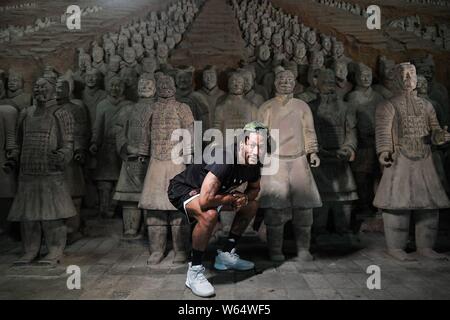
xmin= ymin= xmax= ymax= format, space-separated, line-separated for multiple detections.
xmin=92 ymin=45 xmax=107 ymax=76
xmin=90 ymin=76 xmax=133 ymax=218
xmin=310 ymin=69 xmax=358 ymax=239
xmin=56 ymin=78 xmax=89 ymax=244
xmin=138 ymin=74 xmax=194 ymax=265
xmin=6 ymin=69 xmax=31 ymax=111
xmin=258 ymin=69 xmax=322 ymax=262
xmin=374 ymin=62 xmax=450 ymax=261
xmin=104 ymin=55 xmax=122 ymax=90
xmin=239 ymin=68 xmax=265 ymax=108
xmin=346 ymin=63 xmax=385 ymax=218
xmin=191 ymin=66 xmax=225 ymax=130
xmin=214 ymin=72 xmax=258 ymax=138
xmin=82 ymin=68 xmax=107 ymax=132
xmin=8 ymin=76 xmax=77 ymax=266
xmin=114 ymin=77 xmax=156 ymax=239
xmin=175 ymin=66 xmax=205 ymax=125
xmin=0 ymin=104 xmax=18 ymax=234
xmin=333 ymin=60 xmax=353 ymax=101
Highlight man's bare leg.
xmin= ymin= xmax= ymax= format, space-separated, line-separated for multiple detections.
xmin=185 ymin=197 xmax=219 ymax=253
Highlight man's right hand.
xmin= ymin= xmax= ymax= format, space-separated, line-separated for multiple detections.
xmin=231 ymin=192 xmax=249 ymax=211
xmin=379 ymin=151 xmax=393 ymax=167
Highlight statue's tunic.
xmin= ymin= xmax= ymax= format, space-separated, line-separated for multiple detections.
xmin=113 ymin=98 xmax=154 ymax=202
xmin=191 ymin=87 xmax=225 ymax=130
xmin=310 ymin=94 xmax=358 ymax=202
xmin=6 ymin=89 xmax=32 ymax=111
xmin=91 ymin=97 xmax=133 ymax=181
xmin=0 ymin=104 xmax=18 ymax=198
xmin=347 ymin=88 xmax=385 ymax=174
xmin=214 ymin=95 xmax=258 ymax=136
xmin=8 ymin=102 xmax=77 ymax=221
xmin=139 ymin=98 xmax=194 ymax=211
xmin=373 ymin=92 xmax=450 ymax=209
xmin=258 ymin=96 xmax=322 ymax=209
xmin=63 ymin=101 xmax=89 ymax=197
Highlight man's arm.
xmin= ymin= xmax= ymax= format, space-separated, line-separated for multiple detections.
xmin=199 ymin=172 xmax=236 ymax=212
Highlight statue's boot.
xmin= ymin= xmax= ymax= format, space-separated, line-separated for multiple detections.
xmin=415 ymin=210 xmax=448 ymax=260
xmin=67 ymin=198 xmax=83 ymax=245
xmin=14 ymin=221 xmax=42 ymax=266
xmin=39 ymin=220 xmax=67 ymax=266
xmin=292 ymin=209 xmax=314 ymax=262
xmin=383 ymin=210 xmax=416 ymax=261
xmin=122 ymin=206 xmax=142 ymax=240
xmin=170 ymin=212 xmax=188 ymax=264
xmin=334 ymin=202 xmax=352 ymax=235
xmin=147 ymin=226 xmax=167 ymax=265
xmin=171 ymin=225 xmax=188 ymax=264
xmin=98 ymin=182 xmax=114 ymax=218
xmin=266 ymin=225 xmax=285 ymax=262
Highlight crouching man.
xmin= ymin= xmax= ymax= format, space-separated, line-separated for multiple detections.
xmin=168 ymin=121 xmax=269 ymax=298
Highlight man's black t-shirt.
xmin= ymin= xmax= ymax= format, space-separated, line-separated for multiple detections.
xmin=168 ymin=146 xmax=261 ymax=212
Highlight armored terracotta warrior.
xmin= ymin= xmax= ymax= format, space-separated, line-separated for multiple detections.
xmin=90 ymin=76 xmax=133 ymax=218
xmin=414 ymin=55 xmax=449 ymax=128
xmin=310 ymin=69 xmax=358 ymax=238
xmin=214 ymin=73 xmax=258 ymax=138
xmin=82 ymin=68 xmax=107 ymax=131
xmin=258 ymin=69 xmax=322 ymax=262
xmin=139 ymin=74 xmax=194 ymax=265
xmin=305 ymin=29 xmax=321 ymax=53
xmin=114 ymin=78 xmax=156 ymax=239
xmin=191 ymin=66 xmax=225 ymax=130
xmin=239 ymin=68 xmax=265 ymax=108
xmin=373 ymin=56 xmax=398 ymax=100
xmin=331 ymin=41 xmax=352 ymax=67
xmin=291 ymin=42 xmax=309 ymax=87
xmin=296 ymin=68 xmax=321 ymax=103
xmin=175 ymin=66 xmax=205 ymax=125
xmin=333 ymin=60 xmax=353 ymax=101
xmin=122 ymin=67 xmax=139 ymax=102
xmin=156 ymin=43 xmax=172 ymax=72
xmin=104 ymin=55 xmax=122 ymax=90
xmin=374 ymin=63 xmax=450 ymax=261
xmin=347 ymin=64 xmax=385 ymax=217
xmin=6 ymin=69 xmax=31 ymax=111
xmin=73 ymin=52 xmax=92 ymax=99
xmin=56 ymin=78 xmax=89 ymax=243
xmin=8 ymin=77 xmax=77 ymax=266
xmin=416 ymin=75 xmax=450 ymax=196
xmin=251 ymin=45 xmax=273 ymax=87
xmin=0 ymin=104 xmax=18 ymax=234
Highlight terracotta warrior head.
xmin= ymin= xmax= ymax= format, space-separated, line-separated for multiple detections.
xmin=333 ymin=60 xmax=348 ymax=82
xmin=257 ymin=44 xmax=271 ymax=62
xmin=7 ymin=69 xmax=24 ymax=93
xmin=138 ymin=77 xmax=156 ymax=98
xmin=85 ymin=68 xmax=102 ymax=89
xmin=416 ymin=74 xmax=428 ymax=96
xmin=55 ymin=77 xmax=70 ymax=104
xmin=317 ymin=69 xmax=336 ymax=95
xmin=202 ymin=66 xmax=218 ymax=91
xmin=274 ymin=69 xmax=295 ymax=95
xmin=107 ymin=76 xmax=125 ymax=99
xmin=228 ymin=72 xmax=245 ymax=96
xmin=175 ymin=66 xmax=194 ymax=91
xmin=34 ymin=77 xmax=56 ymax=104
xmin=355 ymin=63 xmax=373 ymax=89
xmin=395 ymin=62 xmax=417 ymax=93
xmin=156 ymin=74 xmax=176 ymax=99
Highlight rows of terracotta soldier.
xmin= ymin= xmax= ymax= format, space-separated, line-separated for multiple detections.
xmin=0 ymin=0 xmax=449 ymax=267
xmin=232 ymin=0 xmax=450 ymax=262
xmin=0 ymin=0 xmax=203 ymax=266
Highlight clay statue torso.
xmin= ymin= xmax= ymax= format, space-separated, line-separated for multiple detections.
xmin=214 ymin=95 xmax=258 ymax=135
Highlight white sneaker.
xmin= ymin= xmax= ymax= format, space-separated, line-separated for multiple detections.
xmin=185 ymin=263 xmax=215 ymax=298
xmin=214 ymin=248 xmax=255 ymax=271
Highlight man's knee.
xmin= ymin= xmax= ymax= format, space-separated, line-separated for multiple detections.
xmin=198 ymin=210 xmax=219 ymax=229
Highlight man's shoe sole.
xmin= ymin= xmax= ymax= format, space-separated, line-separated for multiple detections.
xmin=214 ymin=261 xmax=254 ymax=271
xmin=185 ymin=281 xmax=215 ymax=298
